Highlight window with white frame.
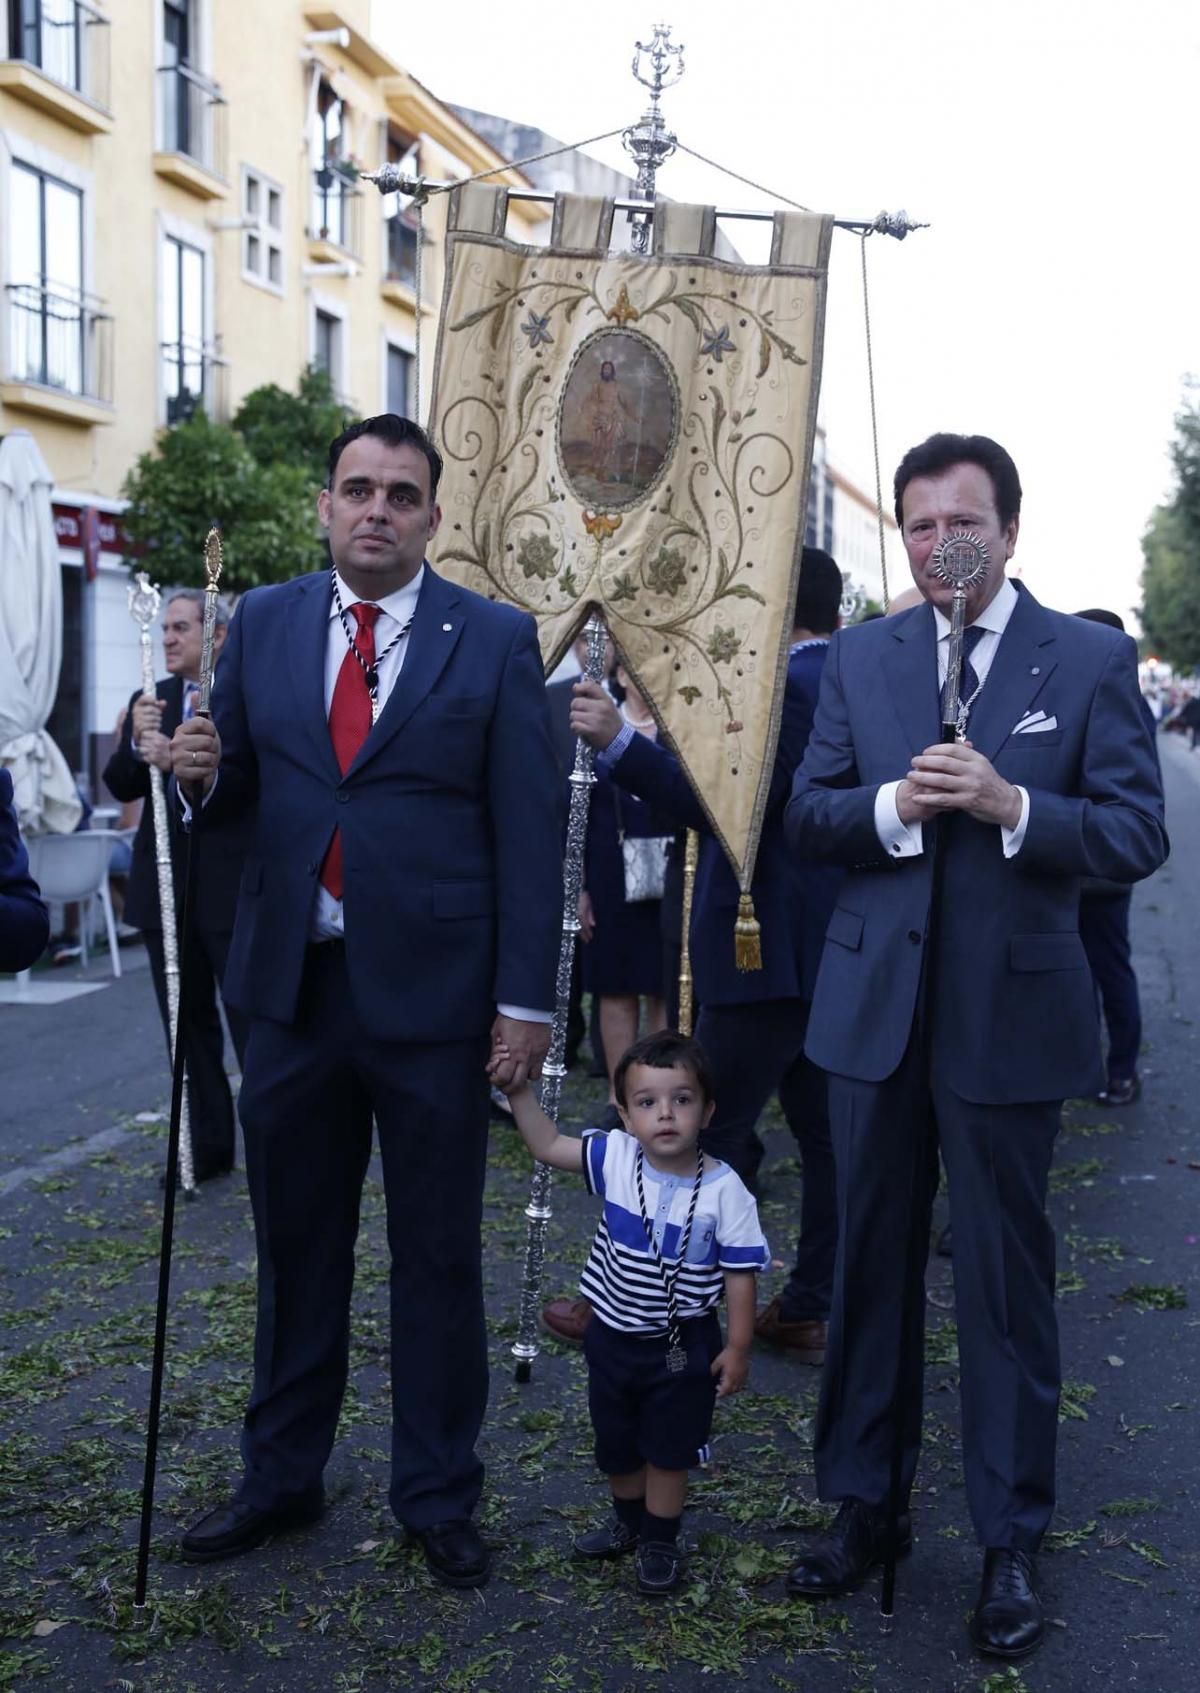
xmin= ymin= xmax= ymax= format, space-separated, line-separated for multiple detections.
xmin=313 ymin=307 xmax=342 ymax=388
xmin=241 ymin=165 xmax=283 ymax=292
xmin=386 ymin=342 xmax=413 ymax=417
xmin=8 ymin=159 xmax=85 ymax=392
xmin=162 ymin=232 xmax=206 ymax=423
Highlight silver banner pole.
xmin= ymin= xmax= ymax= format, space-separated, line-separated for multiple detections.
xmin=512 ymin=609 xmax=608 ymax=1381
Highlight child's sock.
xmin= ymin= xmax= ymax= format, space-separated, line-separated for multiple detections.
xmin=613 ymin=1494 xmax=644 ymax=1533
xmin=641 ymin=1510 xmax=681 ymax=1545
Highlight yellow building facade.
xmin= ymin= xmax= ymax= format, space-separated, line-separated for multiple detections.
xmin=0 ymin=0 xmax=544 ymax=781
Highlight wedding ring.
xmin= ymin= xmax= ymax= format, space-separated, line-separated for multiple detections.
xmin=191 ymin=751 xmax=198 ymax=764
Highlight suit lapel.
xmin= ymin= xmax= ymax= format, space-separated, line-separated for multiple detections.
xmin=882 ymin=603 xmax=941 ymax=757
xmin=965 ymin=582 xmax=1058 ymax=761
xmin=347 ymin=567 xmax=466 ymax=775
xmin=286 ymin=575 xmax=343 ymax=784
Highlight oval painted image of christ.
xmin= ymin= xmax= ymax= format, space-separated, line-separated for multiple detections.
xmin=558 ymin=328 xmax=678 ymax=511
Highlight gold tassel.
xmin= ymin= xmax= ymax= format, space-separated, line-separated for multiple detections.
xmin=734 ymin=892 xmax=763 ymax=972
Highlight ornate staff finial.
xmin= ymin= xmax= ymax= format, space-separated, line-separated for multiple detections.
xmin=623 ymin=22 xmax=685 ymax=254
xmin=203 ymin=525 xmax=224 ymax=589
xmin=128 ymin=571 xmax=162 ymax=633
xmin=930 ymin=530 xmax=990 ymax=592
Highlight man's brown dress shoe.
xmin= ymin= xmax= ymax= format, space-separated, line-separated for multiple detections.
xmin=969 ymin=1548 xmax=1044 ymax=1659
xmin=541 ymin=1296 xmax=593 ymax=1344
xmin=753 ymin=1298 xmax=827 ymax=1364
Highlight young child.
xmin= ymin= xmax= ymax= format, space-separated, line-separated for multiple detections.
xmin=491 ymin=1029 xmax=769 ymax=1594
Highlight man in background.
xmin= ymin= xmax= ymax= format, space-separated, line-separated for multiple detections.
xmin=103 ymin=589 xmax=249 ymax=1182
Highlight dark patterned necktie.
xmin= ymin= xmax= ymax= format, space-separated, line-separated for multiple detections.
xmin=940 ymin=624 xmax=986 ymax=726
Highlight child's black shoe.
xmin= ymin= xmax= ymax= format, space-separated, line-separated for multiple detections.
xmin=635 ymin=1540 xmax=683 ymax=1594
xmin=572 ymin=1518 xmax=639 ymax=1559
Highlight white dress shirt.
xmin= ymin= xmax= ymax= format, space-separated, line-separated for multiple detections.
xmin=874 ymin=576 xmax=1030 ymax=860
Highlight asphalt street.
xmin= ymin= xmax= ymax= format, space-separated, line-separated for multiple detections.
xmin=0 ymin=734 xmax=1196 ymax=1693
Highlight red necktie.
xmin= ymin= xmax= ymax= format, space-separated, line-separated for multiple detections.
xmin=320 ymin=602 xmax=380 ymax=900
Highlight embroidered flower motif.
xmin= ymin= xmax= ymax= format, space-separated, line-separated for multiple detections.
xmin=700 ymin=324 xmax=735 ymax=362
xmin=520 ymin=312 xmax=553 ymax=348
xmin=516 ymin=531 xmax=557 ymax=579
xmin=706 ymin=625 xmax=741 ymax=664
xmin=644 ymin=544 xmax=688 ymax=596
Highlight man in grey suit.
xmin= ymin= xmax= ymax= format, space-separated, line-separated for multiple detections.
xmin=784 ymin=434 xmax=1167 ymax=1659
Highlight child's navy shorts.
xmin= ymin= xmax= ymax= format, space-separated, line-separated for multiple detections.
xmin=583 ymin=1310 xmax=721 ymax=1474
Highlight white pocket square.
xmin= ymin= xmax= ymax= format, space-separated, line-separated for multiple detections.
xmin=1015 ymin=714 xmax=1058 ymax=734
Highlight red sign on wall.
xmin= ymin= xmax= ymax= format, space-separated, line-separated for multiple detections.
xmin=53 ymin=502 xmax=132 ymax=557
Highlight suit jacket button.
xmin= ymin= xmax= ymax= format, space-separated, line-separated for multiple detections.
xmin=306 ymin=860 xmax=318 ymax=875
xmin=336 ymin=789 xmax=349 ymax=803
xmin=907 ymin=929 xmax=922 ymax=944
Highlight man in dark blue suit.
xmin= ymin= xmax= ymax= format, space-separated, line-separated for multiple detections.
xmin=0 ymin=768 xmax=49 ymax=972
xmin=784 ymin=435 xmax=1167 ymax=1658
xmin=170 ymin=415 xmax=561 ymax=1587
xmin=555 ymin=549 xmax=844 ymax=1363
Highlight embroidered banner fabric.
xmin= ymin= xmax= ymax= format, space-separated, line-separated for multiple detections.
xmin=429 ymin=188 xmax=832 ymax=886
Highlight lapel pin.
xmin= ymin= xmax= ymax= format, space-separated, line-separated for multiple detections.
xmin=443 ymin=622 xmax=453 ymax=632
xmin=1031 ymin=666 xmax=1040 ymax=675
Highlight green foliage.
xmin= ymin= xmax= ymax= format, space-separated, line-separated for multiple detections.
xmin=233 ymin=363 xmax=355 ymax=486
xmin=1140 ymin=383 xmax=1200 ymax=667
xmin=121 ymin=367 xmax=358 ymax=594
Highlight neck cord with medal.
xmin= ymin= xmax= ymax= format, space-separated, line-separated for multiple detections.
xmin=331 ymin=567 xmax=416 ymax=724
xmin=634 ymin=1144 xmax=705 ymax=1373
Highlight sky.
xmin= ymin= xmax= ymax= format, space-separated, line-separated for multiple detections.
xmin=372 ymin=0 xmax=1199 ymax=625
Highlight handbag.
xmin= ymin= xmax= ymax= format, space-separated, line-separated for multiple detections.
xmin=614 ymin=790 xmax=670 ymax=903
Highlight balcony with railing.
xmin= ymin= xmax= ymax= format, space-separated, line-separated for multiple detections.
xmin=161 ymin=338 xmax=227 ymax=426
xmin=308 ymin=162 xmax=362 ymax=262
xmin=1 ymin=280 xmax=113 ymax=424
xmin=153 ymin=63 xmax=227 ymax=198
xmin=0 ymin=0 xmax=112 ymax=131
xmin=382 ymin=212 xmax=419 ymax=298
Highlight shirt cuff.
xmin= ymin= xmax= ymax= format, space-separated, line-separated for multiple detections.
xmin=596 ymin=720 xmax=635 ymax=771
xmin=497 ymin=1004 xmax=554 ymax=1024
xmin=875 ymin=779 xmax=924 ymax=859
xmin=1000 ymin=785 xmax=1030 ymax=858
xmin=178 ymin=769 xmax=218 ymax=824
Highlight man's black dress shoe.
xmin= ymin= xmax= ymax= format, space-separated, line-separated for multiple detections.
xmin=786 ymin=1498 xmax=911 ymax=1597
xmin=180 ymin=1486 xmax=325 ymax=1563
xmin=969 ymin=1548 xmax=1044 ymax=1659
xmin=407 ymin=1518 xmax=491 ymax=1588
xmin=1098 ymin=1074 xmax=1141 ymax=1107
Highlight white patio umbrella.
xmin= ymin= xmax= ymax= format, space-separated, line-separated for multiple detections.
xmin=0 ymin=428 xmax=82 ymax=835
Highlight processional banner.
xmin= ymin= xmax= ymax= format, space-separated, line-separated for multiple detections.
xmin=429 ymin=186 xmax=832 ymax=889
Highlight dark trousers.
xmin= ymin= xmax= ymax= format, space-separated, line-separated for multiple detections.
xmin=235 ymin=943 xmax=491 ymax=1530
xmin=818 ymin=1035 xmax=1061 ymax=1549
xmin=696 ymin=997 xmax=836 ymax=1321
xmin=145 ymin=924 xmax=248 ymax=1167
xmin=1079 ymin=892 xmax=1142 ymax=1082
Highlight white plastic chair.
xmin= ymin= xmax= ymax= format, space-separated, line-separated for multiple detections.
xmin=24 ymin=829 xmax=124 ymax=979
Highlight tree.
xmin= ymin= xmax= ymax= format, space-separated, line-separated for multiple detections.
xmin=232 ymin=364 xmax=354 ymax=487
xmin=1140 ymin=383 xmax=1200 ymax=670
xmin=121 ymin=369 xmax=357 ymax=594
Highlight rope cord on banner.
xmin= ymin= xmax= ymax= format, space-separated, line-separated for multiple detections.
xmin=859 ymin=231 xmax=890 ymax=611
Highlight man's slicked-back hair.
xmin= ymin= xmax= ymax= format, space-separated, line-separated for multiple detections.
xmin=327 ymin=413 xmax=444 ymax=501
xmin=613 ymin=1030 xmax=715 ymax=1109
xmin=893 ymin=433 xmax=1022 ymax=530
xmin=793 ymin=546 xmax=843 ymax=635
